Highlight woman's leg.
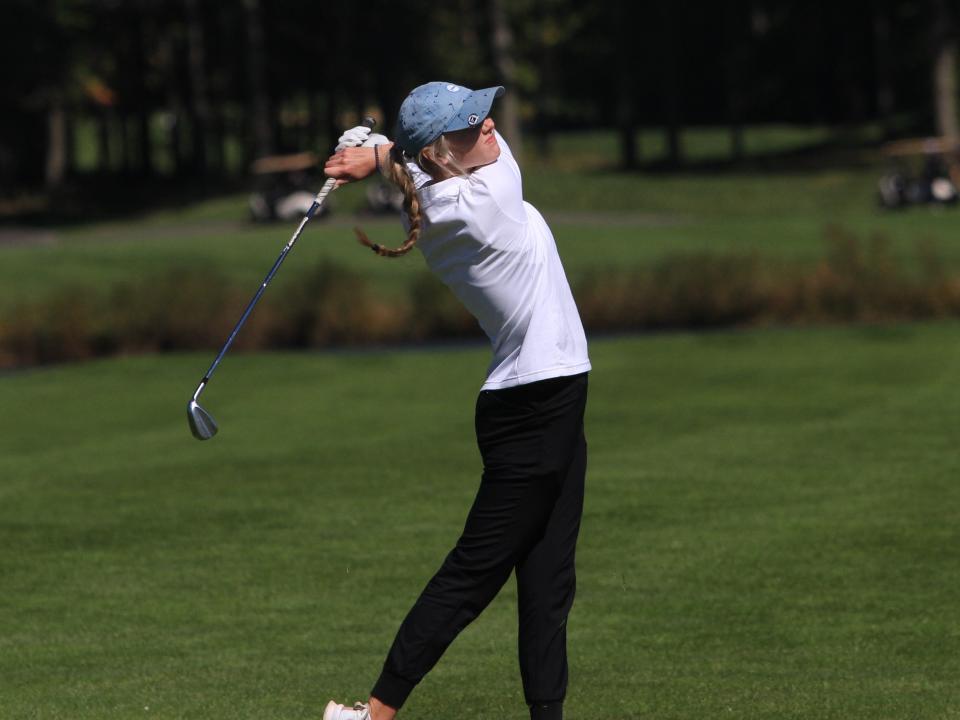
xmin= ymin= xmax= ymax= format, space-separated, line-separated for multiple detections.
xmin=370 ymin=374 xmax=587 ymax=712
xmin=366 ymin=697 xmax=396 ymax=720
xmin=370 ymin=445 xmax=557 ymax=708
xmin=515 ymin=427 xmax=586 ymax=720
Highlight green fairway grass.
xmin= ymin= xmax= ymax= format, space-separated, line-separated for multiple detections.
xmin=3 ymin=185 xmax=960 ymax=315
xmin=5 ymin=125 xmax=960 ymax=313
xmin=2 ymin=325 xmax=959 ymax=719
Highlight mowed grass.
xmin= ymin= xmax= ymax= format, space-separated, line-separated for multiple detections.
xmin=4 ymin=182 xmax=960 ymax=313
xmin=5 ymin=125 xmax=960 ymax=312
xmin=2 ymin=325 xmax=960 ymax=719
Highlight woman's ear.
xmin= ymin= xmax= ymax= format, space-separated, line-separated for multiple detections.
xmin=423 ymin=147 xmax=448 ymax=168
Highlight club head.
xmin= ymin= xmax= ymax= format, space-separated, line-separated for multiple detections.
xmin=187 ymin=400 xmax=218 ymax=440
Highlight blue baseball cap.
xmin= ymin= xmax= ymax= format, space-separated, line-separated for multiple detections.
xmin=395 ymin=82 xmax=505 ymax=155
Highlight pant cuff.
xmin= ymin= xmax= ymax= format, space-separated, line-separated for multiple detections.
xmin=529 ymin=702 xmax=563 ymax=720
xmin=371 ymin=669 xmax=416 ymax=711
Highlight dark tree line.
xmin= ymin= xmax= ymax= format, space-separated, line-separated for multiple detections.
xmin=2 ymin=0 xmax=958 ymax=191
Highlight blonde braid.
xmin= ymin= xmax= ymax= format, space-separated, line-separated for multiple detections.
xmin=354 ymin=146 xmax=421 ymax=258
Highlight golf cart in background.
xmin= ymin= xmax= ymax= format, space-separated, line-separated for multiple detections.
xmin=249 ymin=152 xmax=328 ymax=222
xmin=248 ymin=150 xmax=405 ymax=222
xmin=878 ymin=136 xmax=960 ymax=209
xmin=365 ymin=178 xmax=404 ymax=215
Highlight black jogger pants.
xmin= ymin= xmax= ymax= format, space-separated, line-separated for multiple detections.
xmin=371 ymin=372 xmax=588 ymax=716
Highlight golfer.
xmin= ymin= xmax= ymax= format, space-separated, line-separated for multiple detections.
xmin=321 ymin=82 xmax=590 ymax=720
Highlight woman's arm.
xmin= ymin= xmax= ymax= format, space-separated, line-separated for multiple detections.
xmin=323 ymin=143 xmax=395 ymax=186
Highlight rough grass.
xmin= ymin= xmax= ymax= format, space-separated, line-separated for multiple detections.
xmin=2 ymin=326 xmax=960 ymax=719
xmin=3 ymin=198 xmax=960 ymax=314
xmin=6 ymin=226 xmax=960 ymax=369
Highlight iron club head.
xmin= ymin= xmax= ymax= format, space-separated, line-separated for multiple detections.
xmin=187 ymin=399 xmax=218 ymax=440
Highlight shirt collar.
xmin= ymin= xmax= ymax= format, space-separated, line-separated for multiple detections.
xmin=417 ymin=175 xmax=464 ymax=209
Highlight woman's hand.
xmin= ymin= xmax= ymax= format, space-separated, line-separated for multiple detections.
xmin=324 ymin=147 xmax=378 ymax=187
xmin=324 ymin=134 xmax=394 ymax=187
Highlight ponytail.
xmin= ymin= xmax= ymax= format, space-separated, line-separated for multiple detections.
xmin=354 ymin=146 xmax=421 ymax=258
xmin=355 ymin=137 xmax=468 ymax=258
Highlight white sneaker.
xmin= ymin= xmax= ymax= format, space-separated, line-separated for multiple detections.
xmin=323 ymin=700 xmax=371 ymax=720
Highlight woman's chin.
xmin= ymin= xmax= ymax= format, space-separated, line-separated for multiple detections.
xmin=469 ymin=147 xmax=501 ymax=171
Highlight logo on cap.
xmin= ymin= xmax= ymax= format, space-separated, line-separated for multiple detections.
xmin=467 ymin=114 xmax=480 ymax=126
xmin=446 ymin=84 xmax=461 ymax=92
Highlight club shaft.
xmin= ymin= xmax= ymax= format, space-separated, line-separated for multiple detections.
xmin=192 ymin=177 xmax=337 ymax=399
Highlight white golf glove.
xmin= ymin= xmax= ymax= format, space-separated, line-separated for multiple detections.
xmin=335 ymin=126 xmax=391 ymax=152
xmin=361 ymin=132 xmax=390 ymax=148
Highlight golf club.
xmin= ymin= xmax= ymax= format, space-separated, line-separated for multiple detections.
xmin=187 ymin=117 xmax=376 ymax=440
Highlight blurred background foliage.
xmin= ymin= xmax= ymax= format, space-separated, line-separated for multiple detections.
xmin=2 ymin=0 xmax=958 ymax=196
xmin=4 ymin=0 xmax=960 ymax=367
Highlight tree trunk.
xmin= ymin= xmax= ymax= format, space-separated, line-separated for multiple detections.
xmin=132 ymin=4 xmax=153 ymax=176
xmin=45 ymin=97 xmax=67 ymax=189
xmin=168 ymin=101 xmax=185 ymax=177
xmin=489 ymin=0 xmax=522 ymax=157
xmin=211 ymin=110 xmax=226 ymax=175
xmin=185 ymin=0 xmax=211 ymax=175
xmin=531 ymin=0 xmax=553 ymax=160
xmin=137 ymin=110 xmax=153 ymax=177
xmin=933 ymin=0 xmax=960 ymax=139
xmin=243 ymin=0 xmax=274 ymax=159
xmin=617 ymin=95 xmax=639 ymax=170
xmin=97 ymin=109 xmax=113 ymax=174
xmin=308 ymin=93 xmax=324 ymax=152
xmin=64 ymin=109 xmax=76 ymax=178
xmin=724 ymin=3 xmax=745 ymax=163
xmin=119 ymin=113 xmax=132 ymax=175
xmin=872 ymin=6 xmax=895 ymax=126
xmin=616 ymin=0 xmax=638 ymax=169
xmin=660 ymin=4 xmax=682 ymax=167
xmin=325 ymin=91 xmax=339 ymax=155
xmin=375 ymin=84 xmax=399 ymax=146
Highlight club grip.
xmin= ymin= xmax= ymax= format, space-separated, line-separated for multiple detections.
xmin=362 ymin=116 xmax=376 ymax=130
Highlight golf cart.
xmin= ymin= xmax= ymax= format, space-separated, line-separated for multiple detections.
xmin=878 ymin=136 xmax=960 ymax=209
xmin=365 ymin=178 xmax=404 ymax=215
xmin=248 ymin=152 xmax=329 ymax=222
xmin=248 ymin=150 xmax=404 ymax=220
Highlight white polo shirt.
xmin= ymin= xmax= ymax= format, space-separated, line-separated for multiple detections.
xmin=404 ymin=132 xmax=591 ymax=390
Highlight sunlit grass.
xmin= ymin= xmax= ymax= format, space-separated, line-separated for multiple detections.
xmin=2 ymin=325 xmax=959 ymax=718
xmin=5 ymin=125 xmax=960 ymax=315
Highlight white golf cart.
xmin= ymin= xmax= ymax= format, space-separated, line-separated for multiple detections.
xmin=878 ymin=136 xmax=960 ymax=209
xmin=248 ymin=152 xmax=328 ymax=222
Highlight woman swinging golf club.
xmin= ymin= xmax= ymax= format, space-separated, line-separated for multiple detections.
xmin=321 ymin=82 xmax=590 ymax=720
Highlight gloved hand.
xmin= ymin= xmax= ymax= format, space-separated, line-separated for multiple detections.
xmin=361 ymin=132 xmax=390 ymax=148
xmin=336 ymin=125 xmax=390 ymax=151
xmin=335 ymin=125 xmax=371 ymax=151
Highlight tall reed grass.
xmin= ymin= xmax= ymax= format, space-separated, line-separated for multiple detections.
xmin=3 ymin=227 xmax=959 ymax=369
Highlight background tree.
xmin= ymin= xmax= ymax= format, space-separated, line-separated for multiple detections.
xmin=932 ymin=0 xmax=960 ymax=138
xmin=4 ymin=0 xmax=960 ymax=194
xmin=615 ymin=0 xmax=640 ymax=169
xmin=489 ymin=0 xmax=522 ymax=154
xmin=243 ymin=0 xmax=274 ymax=160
